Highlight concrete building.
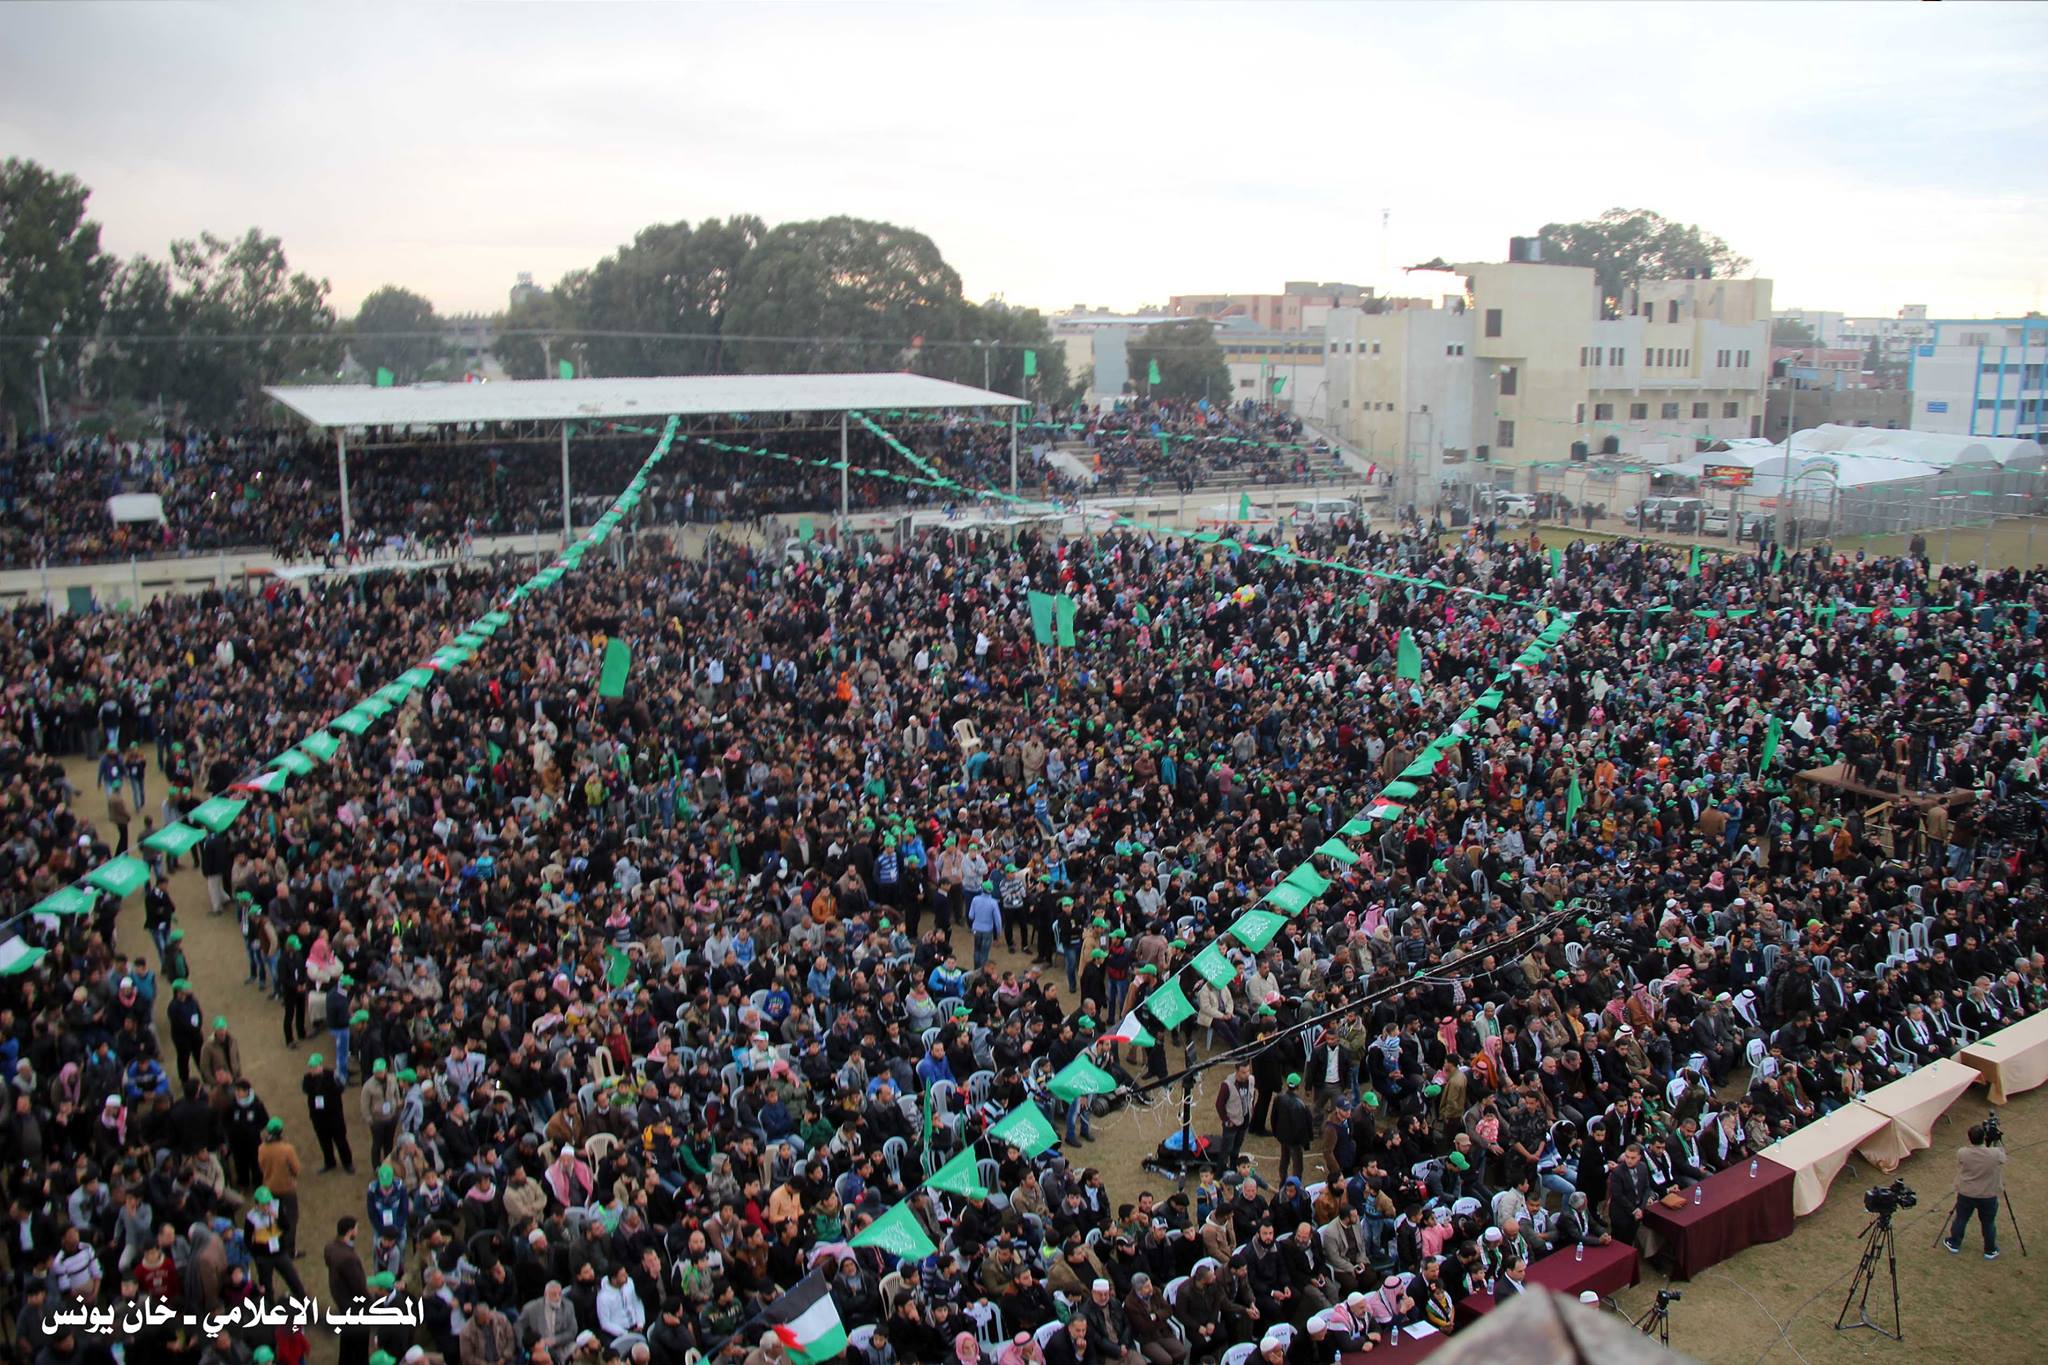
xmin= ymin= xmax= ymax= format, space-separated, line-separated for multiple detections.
xmin=509 ymin=272 xmax=545 ymax=311
xmin=1325 ymin=252 xmax=1771 ymax=502
xmin=1838 ymin=305 xmax=1931 ymax=369
xmin=1170 ymin=282 xmax=1372 ymax=332
xmin=1906 ymin=316 xmax=2048 ymax=440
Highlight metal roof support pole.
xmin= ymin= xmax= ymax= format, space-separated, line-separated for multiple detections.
xmin=561 ymin=422 xmax=573 ymax=548
xmin=839 ymin=411 xmax=850 ymax=527
xmin=337 ymin=428 xmax=353 ymax=543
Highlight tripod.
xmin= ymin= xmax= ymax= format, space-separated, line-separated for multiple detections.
xmin=1835 ymin=1212 xmax=1903 ymax=1340
xmin=1631 ymin=1297 xmax=1671 ymax=1348
xmin=1933 ymin=1188 xmax=2028 ymax=1256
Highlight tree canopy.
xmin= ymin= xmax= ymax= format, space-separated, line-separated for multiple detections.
xmin=0 ymin=159 xmax=111 ymax=430
xmin=350 ymin=285 xmax=455 ymax=384
xmin=1771 ymin=317 xmax=1816 ymax=347
xmin=1125 ymin=319 xmax=1230 ymax=403
xmin=1539 ymin=208 xmax=1750 ymax=311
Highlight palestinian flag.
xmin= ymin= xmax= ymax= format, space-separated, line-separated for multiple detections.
xmin=766 ymin=1272 xmax=847 ymax=1364
xmin=1104 ymin=1008 xmax=1156 ymax=1048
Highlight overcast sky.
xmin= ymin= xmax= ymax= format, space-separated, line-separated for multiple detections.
xmin=4 ymin=1 xmax=2044 ymax=323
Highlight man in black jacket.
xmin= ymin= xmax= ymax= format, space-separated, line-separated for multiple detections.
xmin=1270 ymin=1076 xmax=1314 ymax=1185
xmin=1606 ymin=1143 xmax=1653 ymax=1249
xmin=303 ymin=1053 xmax=354 ymax=1173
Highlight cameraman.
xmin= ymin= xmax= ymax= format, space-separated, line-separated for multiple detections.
xmin=1943 ymin=1124 xmax=2008 ymax=1259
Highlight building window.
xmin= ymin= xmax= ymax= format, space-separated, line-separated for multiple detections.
xmin=1737 ymin=349 xmax=1751 ymax=367
xmin=1660 ymin=402 xmax=1680 ymax=419
xmin=1499 ymin=366 xmax=1517 ymax=396
xmin=1594 ymin=402 xmax=1615 ymax=421
xmin=1668 ymin=300 xmax=1679 ymax=323
xmin=1445 ymin=344 xmax=1465 ymax=357
xmin=1716 ymin=349 xmax=1728 ymax=367
xmin=1692 ymin=402 xmax=1709 ymax=419
xmin=1723 ymin=401 xmax=1740 ymax=418
xmin=1371 ymin=341 xmax=1381 ymax=354
xmin=1579 ymin=347 xmax=1588 ymax=367
xmin=1484 ymin=309 xmax=1503 ymax=338
xmin=1575 ymin=403 xmax=1586 ymax=424
xmin=1497 ymin=419 xmax=1515 ymax=448
xmin=1629 ymin=402 xmax=1648 ymax=421
xmin=1609 ymin=347 xmax=1624 ymax=366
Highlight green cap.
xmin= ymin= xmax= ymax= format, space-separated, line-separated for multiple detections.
xmin=340 ymin=975 xmax=355 ymax=987
xmin=172 ymin=978 xmax=190 ymax=990
xmin=379 ymin=1164 xmax=395 ymax=1183
xmin=1091 ymin=917 xmax=1109 ymax=928
xmin=370 ymin=1354 xmax=396 ymax=1365
xmin=213 ymin=1016 xmax=229 ymax=1030
xmin=1076 ymin=1016 xmax=1095 ymax=1030
xmin=264 ymin=1117 xmax=284 ymax=1133
xmin=1257 ymin=1005 xmax=1277 ymax=1017
xmin=168 ymin=929 xmax=184 ymax=942
xmin=398 ymin=1069 xmax=417 ymax=1083
xmin=286 ymin=934 xmax=302 ymax=950
xmin=1285 ymin=1073 xmax=1302 ymax=1087
xmin=373 ymin=1059 xmax=387 ymax=1074
xmin=352 ymin=1009 xmax=370 ymax=1024
xmin=367 ymin=1272 xmax=397 ymax=1292
xmin=1136 ymin=964 xmax=1158 ymax=976
xmin=1170 ymin=938 xmax=1189 ymax=950
xmin=253 ymin=1351 xmax=275 ymax=1365
xmin=308 ymin=1053 xmax=324 ymax=1067
xmin=1447 ymin=1151 xmax=1470 ymax=1171
xmin=1423 ymin=1083 xmax=1442 ymax=1097
xmin=254 ymin=1186 xmax=275 ymax=1203
xmin=1090 ymin=948 xmax=1108 ymax=960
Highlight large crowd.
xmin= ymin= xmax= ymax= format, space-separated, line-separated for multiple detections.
xmin=0 ymin=404 xmax=1346 ymax=571
xmin=0 ymin=497 xmax=2044 ymax=1365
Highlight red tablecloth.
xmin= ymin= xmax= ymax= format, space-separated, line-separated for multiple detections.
xmin=1642 ymin=1156 xmax=1796 ymax=1279
xmin=1343 ymin=1328 xmax=1447 ymax=1365
xmin=1458 ymin=1239 xmax=1640 ymax=1321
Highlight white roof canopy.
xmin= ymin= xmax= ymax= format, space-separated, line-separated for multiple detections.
xmin=265 ymin=372 xmax=1028 ymax=429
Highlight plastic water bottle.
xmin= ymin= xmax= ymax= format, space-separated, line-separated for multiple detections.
xmin=1391 ymin=1323 xmax=1400 ymax=1344
xmin=1575 ymin=1242 xmax=1584 ymax=1262
xmin=1693 ymin=1183 xmax=1703 ymax=1205
xmin=1750 ymin=1158 xmax=1759 ymax=1179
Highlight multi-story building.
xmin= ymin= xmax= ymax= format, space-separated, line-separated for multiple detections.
xmin=1170 ymin=282 xmax=1374 ymax=332
xmin=1324 ymin=251 xmax=1771 ymax=501
xmin=1906 ymin=316 xmax=2048 ymax=439
xmin=1838 ymin=305 xmax=1931 ymax=368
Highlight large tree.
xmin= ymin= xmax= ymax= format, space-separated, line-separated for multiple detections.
xmin=349 ymin=285 xmax=455 ymax=383
xmin=722 ymin=216 xmax=964 ymax=374
xmin=1538 ymin=208 xmax=1749 ymax=311
xmin=1125 ymin=319 xmax=1230 ymax=403
xmin=1771 ymin=317 xmax=1816 ymax=347
xmin=0 ymin=159 xmax=112 ymax=430
xmin=561 ymin=216 xmax=763 ymax=376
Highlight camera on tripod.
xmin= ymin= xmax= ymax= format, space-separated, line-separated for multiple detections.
xmin=1983 ymin=1109 xmax=2002 ymax=1146
xmin=1655 ymin=1289 xmax=1681 ymax=1305
xmin=1863 ymin=1180 xmax=1917 ymax=1216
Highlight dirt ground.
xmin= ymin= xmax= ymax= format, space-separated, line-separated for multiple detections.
xmin=1524 ymin=514 xmax=2048 ymax=573
xmin=85 ymin=752 xmax=2045 ymax=1365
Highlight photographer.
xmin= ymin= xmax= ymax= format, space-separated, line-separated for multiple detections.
xmin=1942 ymin=1123 xmax=2008 ymax=1260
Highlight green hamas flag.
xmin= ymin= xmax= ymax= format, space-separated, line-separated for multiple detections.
xmin=1239 ymin=492 xmax=1253 ymax=520
xmin=989 ymin=1102 xmax=1060 ymax=1158
xmin=1758 ymin=714 xmax=1782 ymax=774
xmin=557 ymin=359 xmax=575 ymax=381
xmin=1566 ymin=771 xmax=1584 ymax=829
xmin=1550 ymin=547 xmax=1563 ymax=578
xmin=850 ymin=1201 xmax=937 ymax=1261
xmin=605 ymin=945 xmax=632 ymax=988
xmin=1049 ymin=1055 xmax=1118 ymax=1103
xmin=1271 ymin=375 xmax=1287 ymax=395
xmin=1771 ymin=543 xmax=1784 ymax=574
xmin=1144 ymin=977 xmax=1195 ymax=1030
xmin=598 ymin=638 xmax=632 ymax=700
xmin=1148 ymin=359 xmax=1162 ymax=386
xmin=1687 ymin=545 xmax=1701 ymax=578
xmin=374 ymin=367 xmax=394 ymax=388
xmin=1022 ymin=349 xmax=1037 ymax=378
xmin=1396 ymin=629 xmax=1423 ymax=682
xmin=1055 ymin=595 xmax=1078 ymax=648
xmin=1028 ymin=590 xmax=1056 ymax=646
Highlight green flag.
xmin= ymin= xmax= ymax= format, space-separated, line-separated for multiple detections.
xmin=605 ymin=945 xmax=632 ymax=988
xmin=1550 ymin=547 xmax=1563 ymax=578
xmin=1270 ymin=375 xmax=1287 ymax=395
xmin=1027 ymin=590 xmax=1056 ymax=646
xmin=557 ymin=359 xmax=575 ymax=381
xmin=598 ymin=638 xmax=632 ymax=700
xmin=926 ymin=1148 xmax=986 ymax=1198
xmin=1189 ymin=942 xmax=1237 ymax=989
xmin=850 ymin=1201 xmax=937 ymax=1260
xmin=1687 ymin=545 xmax=1700 ymax=578
xmin=1771 ymin=543 xmax=1784 ymax=574
xmin=1228 ymin=909 xmax=1288 ymax=952
xmin=1055 ymin=595 xmax=1078 ymax=648
xmin=1314 ymin=837 xmax=1359 ymax=864
xmin=1239 ymin=492 xmax=1253 ymax=521
xmin=1022 ymin=349 xmax=1037 ymax=378
xmin=1396 ymin=629 xmax=1423 ymax=682
xmin=1263 ymin=882 xmax=1315 ymax=915
xmin=1758 ymin=715 xmax=1782 ymax=774
xmin=798 ymin=518 xmax=815 ymax=542
xmin=374 ymin=367 xmax=394 ymax=388
xmin=989 ymin=1102 xmax=1059 ymax=1158
xmin=1144 ymin=978 xmax=1196 ymax=1030
xmin=1147 ymin=358 xmax=1162 ymax=386
xmin=1567 ymin=771 xmax=1584 ymax=828
xmin=1049 ymin=1055 xmax=1118 ymax=1103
